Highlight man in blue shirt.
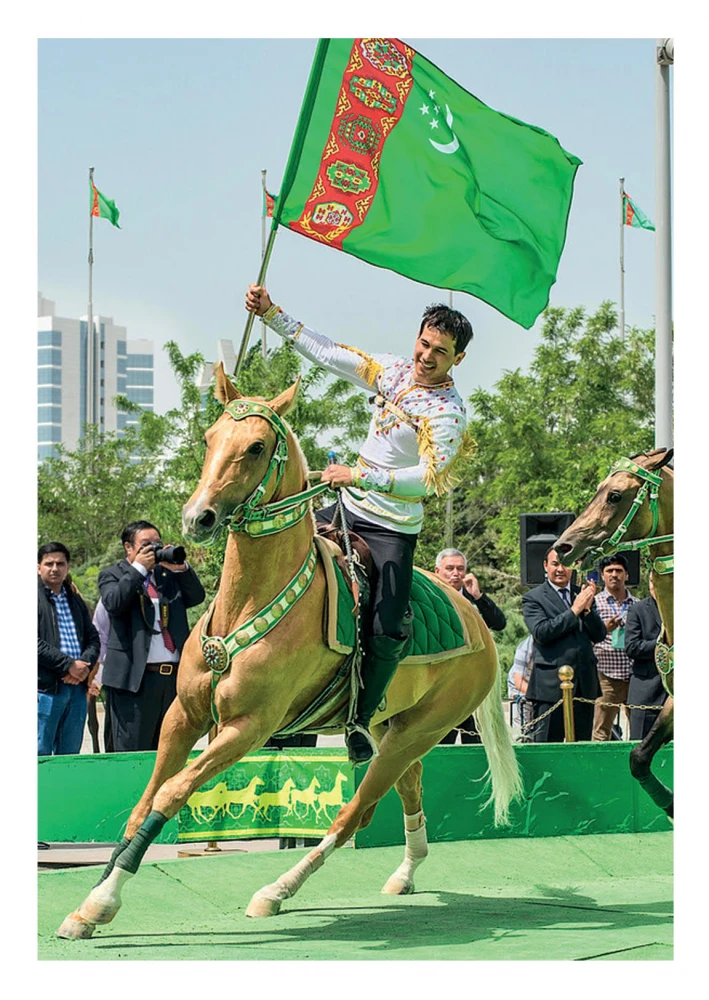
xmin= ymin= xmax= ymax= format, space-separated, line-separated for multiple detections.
xmin=37 ymin=542 xmax=100 ymax=755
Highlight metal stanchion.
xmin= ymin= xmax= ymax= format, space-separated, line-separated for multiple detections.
xmin=557 ymin=665 xmax=576 ymax=743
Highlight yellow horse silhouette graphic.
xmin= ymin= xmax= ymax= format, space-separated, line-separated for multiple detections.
xmin=186 ymin=781 xmax=228 ymax=824
xmin=287 ymin=777 xmax=321 ymax=819
xmin=254 ymin=778 xmax=296 ymax=821
xmin=315 ymin=771 xmax=349 ymax=822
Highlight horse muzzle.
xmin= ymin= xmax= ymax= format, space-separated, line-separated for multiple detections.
xmin=182 ymin=502 xmax=221 ymax=546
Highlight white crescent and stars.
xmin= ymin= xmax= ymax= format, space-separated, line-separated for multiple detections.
xmin=419 ymin=89 xmax=459 ymax=155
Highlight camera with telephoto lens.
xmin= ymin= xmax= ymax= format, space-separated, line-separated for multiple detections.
xmin=147 ymin=541 xmax=186 ymax=565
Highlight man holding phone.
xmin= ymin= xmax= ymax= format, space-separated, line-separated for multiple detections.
xmin=591 ymin=553 xmax=639 ymax=741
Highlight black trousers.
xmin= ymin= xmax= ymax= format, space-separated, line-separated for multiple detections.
xmin=104 ymin=669 xmax=178 ymax=752
xmin=529 ymin=698 xmax=595 ymax=742
xmin=316 ymin=502 xmax=417 ymax=639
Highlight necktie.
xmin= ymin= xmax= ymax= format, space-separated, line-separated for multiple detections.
xmin=145 ymin=576 xmax=176 ymax=652
xmin=560 ymin=588 xmax=571 ymax=608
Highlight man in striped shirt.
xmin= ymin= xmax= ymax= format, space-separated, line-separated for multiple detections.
xmin=591 ymin=554 xmax=639 ymax=741
xmin=38 ymin=542 xmax=100 ymax=755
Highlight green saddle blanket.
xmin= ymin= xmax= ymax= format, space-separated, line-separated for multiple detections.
xmin=330 ymin=560 xmax=479 ymax=664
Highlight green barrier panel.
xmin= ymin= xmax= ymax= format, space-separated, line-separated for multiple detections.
xmin=177 ymin=752 xmax=352 ymax=841
xmin=38 ymin=742 xmax=672 ymax=847
xmin=37 ymin=748 xmax=351 ymax=845
xmin=354 ymin=743 xmax=673 ymax=848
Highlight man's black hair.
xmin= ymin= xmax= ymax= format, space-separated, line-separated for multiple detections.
xmin=121 ymin=520 xmax=160 ymax=546
xmin=38 ymin=541 xmax=70 ymax=564
xmin=544 ymin=544 xmax=562 ymax=562
xmin=598 ymin=553 xmax=629 ymax=573
xmin=419 ymin=303 xmax=474 ymax=355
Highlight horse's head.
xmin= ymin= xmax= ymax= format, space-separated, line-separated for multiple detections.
xmin=182 ymin=364 xmax=302 ymax=545
xmin=556 ymin=448 xmax=674 ymax=569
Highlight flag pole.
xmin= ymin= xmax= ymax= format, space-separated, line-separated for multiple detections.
xmin=87 ymin=167 xmax=96 ymax=427
xmin=233 ymin=225 xmax=278 ymax=378
xmin=619 ymin=177 xmax=625 ymax=340
xmin=445 ymin=290 xmax=454 ymax=548
xmin=260 ymin=169 xmax=268 ymax=360
xmin=654 ymin=39 xmax=673 ymax=450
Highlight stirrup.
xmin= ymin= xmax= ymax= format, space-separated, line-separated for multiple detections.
xmin=345 ymin=721 xmax=379 ymax=767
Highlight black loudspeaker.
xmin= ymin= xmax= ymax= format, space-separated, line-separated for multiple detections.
xmin=520 ymin=512 xmax=576 ymax=586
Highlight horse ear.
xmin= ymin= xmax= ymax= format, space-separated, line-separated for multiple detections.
xmin=213 ymin=362 xmax=241 ymax=405
xmin=649 ymin=447 xmax=674 ymax=471
xmin=269 ymin=376 xmax=301 ymax=417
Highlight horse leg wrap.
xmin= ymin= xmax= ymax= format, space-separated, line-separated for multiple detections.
xmin=246 ymin=833 xmax=337 ymax=918
xmin=382 ymin=811 xmax=428 ymax=895
xmin=114 ymin=810 xmax=168 ymax=874
xmin=75 ymin=867 xmax=134 ymax=928
xmin=94 ymin=837 xmax=131 ymax=887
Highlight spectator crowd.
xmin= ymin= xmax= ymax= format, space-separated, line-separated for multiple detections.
xmin=38 ymin=527 xmax=668 ymax=756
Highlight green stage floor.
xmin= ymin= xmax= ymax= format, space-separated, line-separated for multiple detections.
xmin=38 ymin=832 xmax=672 ymax=961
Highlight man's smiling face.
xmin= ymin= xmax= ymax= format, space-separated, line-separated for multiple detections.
xmin=413 ymin=323 xmax=465 ymax=385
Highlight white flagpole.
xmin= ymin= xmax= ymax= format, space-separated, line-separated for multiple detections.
xmin=654 ymin=39 xmax=674 ymax=450
xmin=619 ymin=177 xmax=625 ymax=340
xmin=260 ymin=169 xmax=268 ymax=360
xmin=87 ymin=167 xmax=96 ymax=427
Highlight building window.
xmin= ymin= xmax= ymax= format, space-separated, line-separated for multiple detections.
xmin=126 ymin=369 xmax=154 ymax=387
xmin=38 ymin=444 xmax=60 ymax=461
xmin=38 ymin=347 xmax=61 ymax=366
xmin=38 ymin=368 xmax=62 ymax=386
xmin=126 ymin=388 xmax=154 ymax=405
xmin=38 ymin=425 xmax=62 ymax=443
xmin=38 ymin=330 xmax=62 ymax=347
xmin=38 ymin=387 xmax=61 ymax=404
xmin=126 ymin=354 xmax=153 ymax=369
xmin=117 ymin=339 xmax=127 ymax=355
xmin=38 ymin=405 xmax=61 ymax=423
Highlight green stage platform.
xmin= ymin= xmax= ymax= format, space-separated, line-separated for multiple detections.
xmin=38 ymin=832 xmax=672 ymax=961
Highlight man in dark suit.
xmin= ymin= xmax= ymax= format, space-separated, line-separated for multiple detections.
xmin=99 ymin=520 xmax=205 ymax=752
xmin=522 ymin=545 xmax=606 ymax=742
xmin=624 ymin=577 xmax=667 ymax=740
xmin=434 ymin=547 xmax=507 ymax=744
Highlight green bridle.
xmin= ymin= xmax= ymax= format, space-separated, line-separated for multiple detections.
xmin=199 ymin=397 xmax=333 ymax=723
xmin=219 ymin=398 xmax=332 ymax=537
xmin=592 ymin=456 xmax=673 ymax=576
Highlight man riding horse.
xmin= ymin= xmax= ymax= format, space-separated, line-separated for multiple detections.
xmin=245 ymin=285 xmax=474 ymax=765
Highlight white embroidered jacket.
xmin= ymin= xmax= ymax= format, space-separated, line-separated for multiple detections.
xmin=263 ymin=305 xmax=469 ymax=534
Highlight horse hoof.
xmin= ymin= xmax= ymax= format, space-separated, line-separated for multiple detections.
xmin=245 ymin=890 xmax=282 ymax=918
xmin=56 ymin=912 xmax=96 ymax=939
xmin=381 ymin=876 xmax=414 ymax=895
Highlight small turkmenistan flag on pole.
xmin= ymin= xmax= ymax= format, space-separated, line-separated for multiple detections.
xmin=622 ymin=191 xmax=655 ymax=231
xmin=262 ymin=185 xmax=276 ymax=219
xmin=89 ymin=178 xmax=121 ymax=228
xmin=272 ymin=38 xmax=582 ymax=329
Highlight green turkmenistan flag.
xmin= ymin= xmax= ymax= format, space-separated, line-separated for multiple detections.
xmin=273 ymin=39 xmax=582 ymax=329
xmin=623 ymin=191 xmax=655 ymax=231
xmin=89 ymin=179 xmax=121 ymax=228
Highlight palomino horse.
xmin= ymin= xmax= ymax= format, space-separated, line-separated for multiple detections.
xmin=57 ymin=366 xmax=522 ymax=939
xmin=555 ymin=448 xmax=674 ymax=819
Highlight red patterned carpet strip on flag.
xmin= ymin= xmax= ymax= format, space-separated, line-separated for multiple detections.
xmin=290 ymin=38 xmax=415 ymax=249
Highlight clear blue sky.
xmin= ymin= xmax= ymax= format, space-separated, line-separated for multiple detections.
xmin=38 ymin=37 xmax=660 ymax=413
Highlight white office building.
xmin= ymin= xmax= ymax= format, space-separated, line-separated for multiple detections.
xmin=37 ymin=293 xmax=154 ymax=461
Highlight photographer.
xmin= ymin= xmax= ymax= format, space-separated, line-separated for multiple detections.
xmin=99 ymin=520 xmax=205 ymax=751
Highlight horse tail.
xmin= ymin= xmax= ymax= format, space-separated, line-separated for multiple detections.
xmin=473 ymin=650 xmax=524 ymax=826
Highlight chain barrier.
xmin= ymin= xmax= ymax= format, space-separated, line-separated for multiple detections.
xmin=451 ymin=696 xmax=664 ymax=742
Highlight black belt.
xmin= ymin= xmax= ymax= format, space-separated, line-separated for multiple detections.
xmin=145 ymin=662 xmax=177 ymax=675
